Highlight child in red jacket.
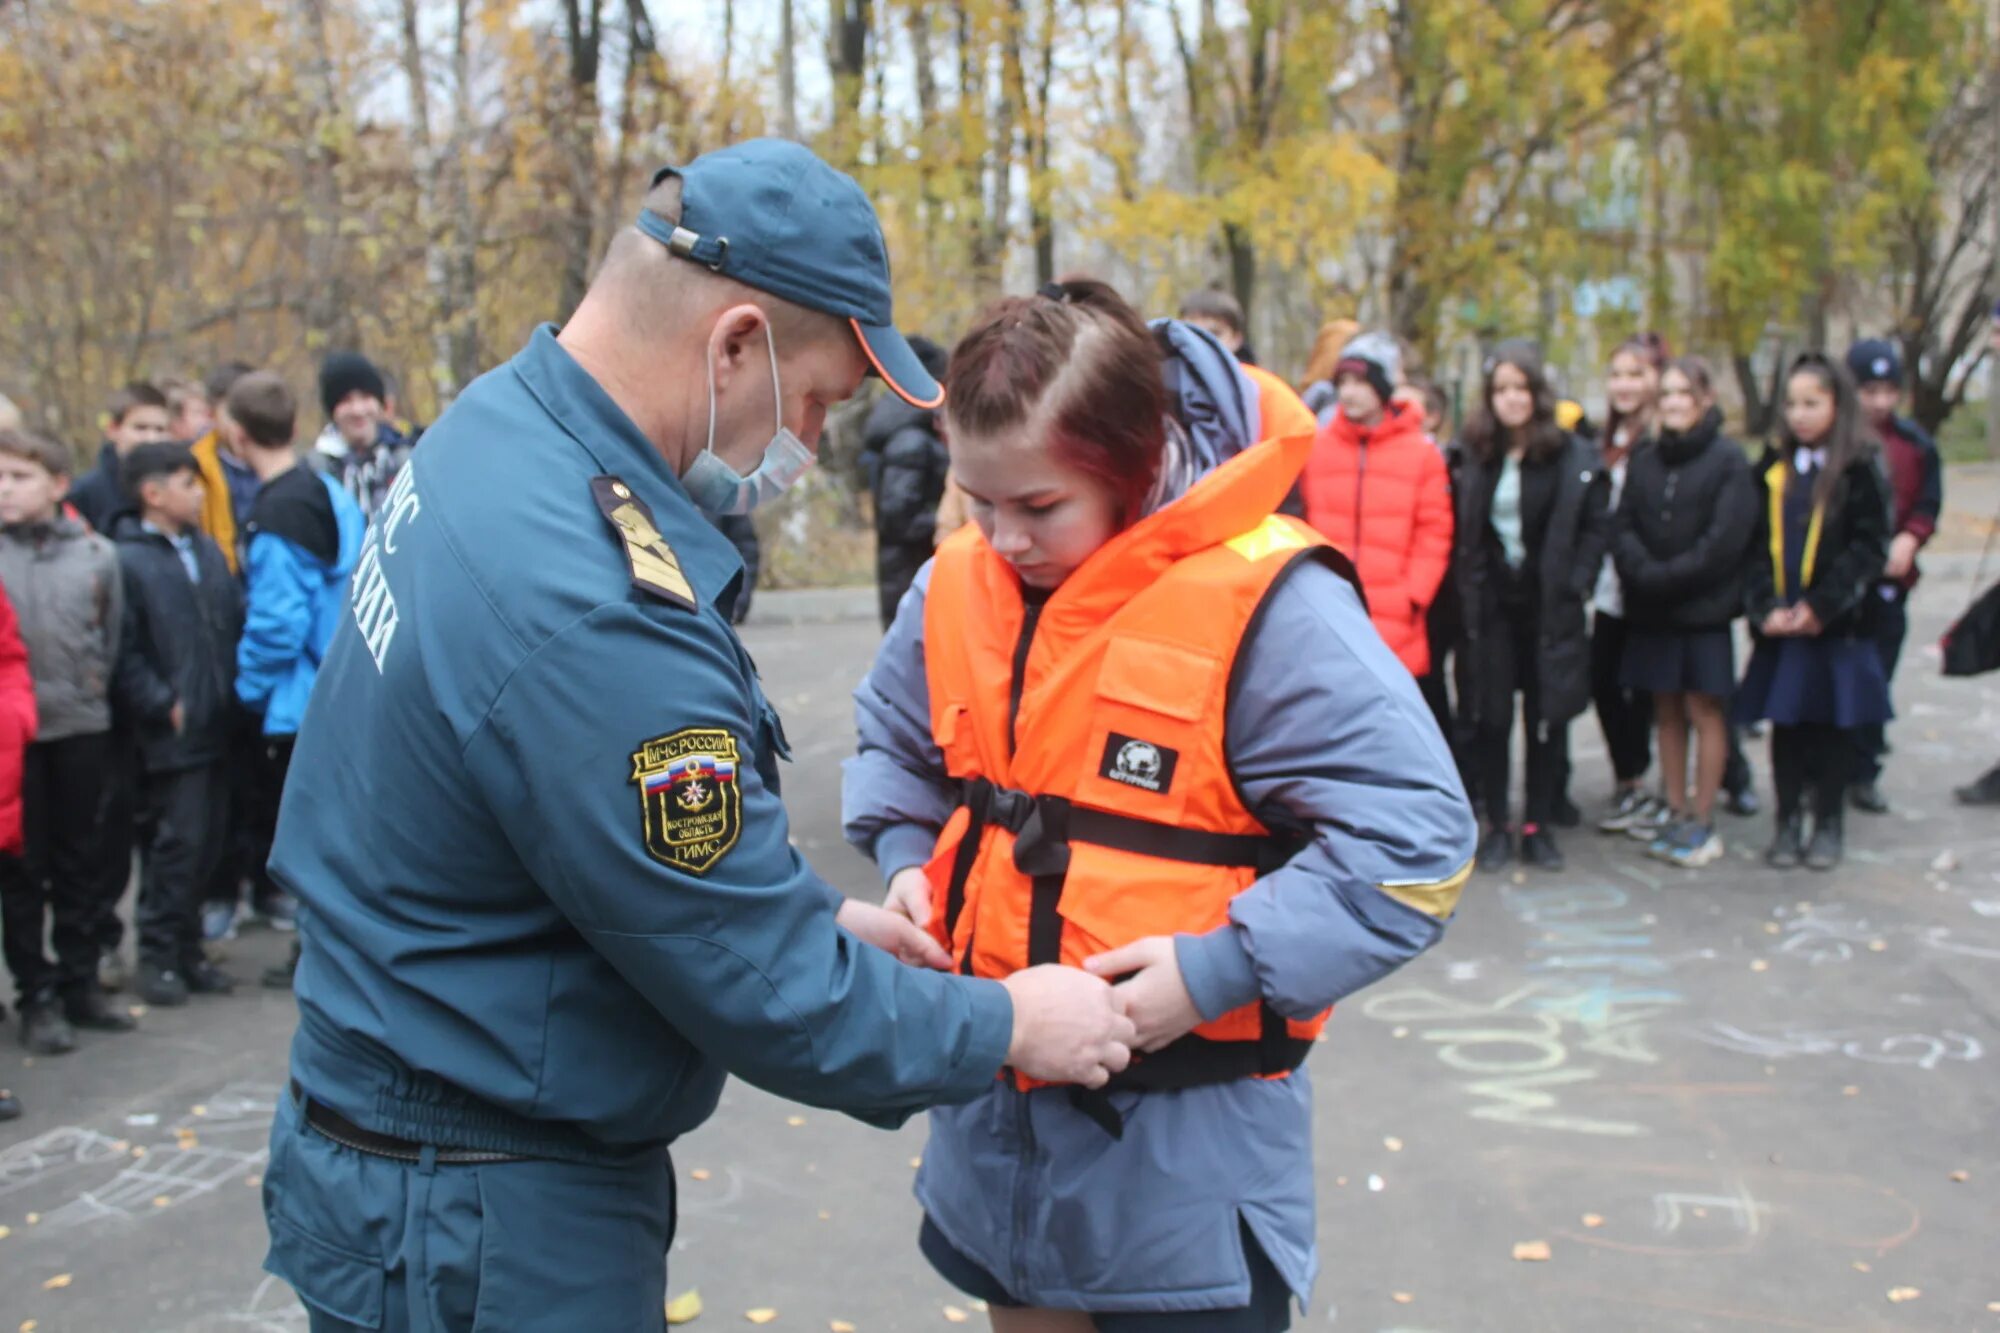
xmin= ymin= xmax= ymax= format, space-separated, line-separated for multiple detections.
xmin=0 ymin=576 xmax=35 ymax=1120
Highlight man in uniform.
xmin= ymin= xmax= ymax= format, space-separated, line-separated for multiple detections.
xmin=260 ymin=139 xmax=1135 ymax=1331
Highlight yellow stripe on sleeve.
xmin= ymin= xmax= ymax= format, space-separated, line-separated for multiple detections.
xmin=1378 ymin=859 xmax=1472 ymax=920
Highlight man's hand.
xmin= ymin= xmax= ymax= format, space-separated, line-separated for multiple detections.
xmin=835 ymin=898 xmax=952 ymax=970
xmin=1000 ymin=965 xmax=1135 ymax=1089
xmin=1761 ymin=607 xmax=1796 ymax=638
xmin=1791 ymin=602 xmax=1823 ymax=637
xmin=1085 ymin=936 xmax=1202 ymax=1052
xmin=1884 ymin=532 xmax=1919 ymax=581
xmin=169 ymin=700 xmax=185 ymax=735
xmin=883 ymin=865 xmax=932 ymax=929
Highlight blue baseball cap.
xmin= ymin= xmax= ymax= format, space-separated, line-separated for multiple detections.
xmin=636 ymin=139 xmax=942 ymax=409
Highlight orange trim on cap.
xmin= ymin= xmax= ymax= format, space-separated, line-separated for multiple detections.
xmin=851 ymin=317 xmax=945 ymax=409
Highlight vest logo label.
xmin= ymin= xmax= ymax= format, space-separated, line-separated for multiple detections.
xmin=631 ymin=728 xmax=742 ymax=874
xmin=1100 ymin=733 xmax=1178 ymax=794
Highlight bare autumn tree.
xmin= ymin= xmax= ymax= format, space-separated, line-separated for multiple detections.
xmin=298 ymin=0 xmax=358 ymax=352
xmin=398 ymin=0 xmax=480 ymax=403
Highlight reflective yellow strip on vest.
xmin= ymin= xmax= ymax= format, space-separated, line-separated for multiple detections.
xmin=1224 ymin=515 xmax=1310 ymax=563
xmin=1379 ymin=858 xmax=1472 ymax=920
xmin=1764 ymin=460 xmax=1824 ymax=600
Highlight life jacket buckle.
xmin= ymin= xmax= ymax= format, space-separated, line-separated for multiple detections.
xmin=1011 ymin=797 xmax=1072 ymax=878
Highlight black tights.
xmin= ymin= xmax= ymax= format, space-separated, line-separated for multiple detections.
xmin=1770 ymin=724 xmax=1853 ymax=821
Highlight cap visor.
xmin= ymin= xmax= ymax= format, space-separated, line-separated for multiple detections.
xmin=852 ymin=319 xmax=944 ymax=409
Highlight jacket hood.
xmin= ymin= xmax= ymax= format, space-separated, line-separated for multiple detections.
xmin=1657 ymin=406 xmax=1724 ymax=465
xmin=861 ymin=390 xmax=930 ymax=450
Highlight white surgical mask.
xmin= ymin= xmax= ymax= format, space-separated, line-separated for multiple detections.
xmin=684 ymin=321 xmax=813 ymax=515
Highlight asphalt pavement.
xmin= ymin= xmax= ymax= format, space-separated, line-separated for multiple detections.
xmin=3 ymin=566 xmax=1998 ymax=1333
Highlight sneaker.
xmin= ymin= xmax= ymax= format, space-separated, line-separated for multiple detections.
xmin=98 ymin=951 xmax=128 ymax=994
xmin=1624 ymin=798 xmax=1674 ymax=843
xmin=136 ymin=959 xmax=191 ymax=1008
xmin=1723 ymin=787 xmax=1761 ymax=817
xmin=201 ymin=901 xmax=240 ymax=943
xmin=1848 ymin=783 xmax=1889 ymax=815
xmin=1954 ymin=764 xmax=2000 ymax=806
xmin=0 ymin=1088 xmax=19 ymax=1122
xmin=183 ymin=960 xmax=237 ymax=995
xmin=1476 ymin=827 xmax=1514 ymax=873
xmin=1645 ymin=817 xmax=1688 ymax=861
xmin=1521 ymin=825 xmax=1564 ymax=870
xmin=63 ymin=984 xmax=137 ymax=1033
xmin=1597 ymin=789 xmax=1652 ymax=833
xmin=20 ymin=1000 xmax=77 ymax=1054
xmin=252 ymin=892 xmax=299 ymax=933
xmin=1668 ymin=823 xmax=1725 ymax=868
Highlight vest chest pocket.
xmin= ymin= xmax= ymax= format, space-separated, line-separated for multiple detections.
xmin=1075 ymin=636 xmax=1220 ymax=823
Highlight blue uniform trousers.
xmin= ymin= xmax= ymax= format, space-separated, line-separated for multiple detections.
xmin=264 ymin=1093 xmax=676 ymax=1331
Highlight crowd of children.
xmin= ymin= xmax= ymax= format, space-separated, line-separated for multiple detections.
xmin=0 ymin=354 xmax=403 ymax=1122
xmin=1286 ymin=320 xmax=1957 ymax=879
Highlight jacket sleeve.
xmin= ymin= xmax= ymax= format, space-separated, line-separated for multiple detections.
xmin=111 ymin=560 xmax=179 ymax=727
xmin=1568 ymin=467 xmax=1615 ymax=598
xmin=1621 ymin=453 xmax=1758 ymax=601
xmin=1803 ymin=459 xmax=1891 ymax=628
xmin=1405 ymin=445 xmax=1454 ymax=611
xmin=1744 ymin=462 xmax=1779 ymax=623
xmin=235 ymin=532 xmax=319 ymax=711
xmin=875 ymin=429 xmax=943 ymax=550
xmin=0 ymin=584 xmax=36 ymax=744
xmin=1900 ymin=419 xmax=1943 ymax=544
xmin=841 ymin=563 xmax=955 ymax=883
xmin=1174 ymin=562 xmax=1476 ymax=1023
xmin=465 ymin=599 xmax=1012 ymax=1126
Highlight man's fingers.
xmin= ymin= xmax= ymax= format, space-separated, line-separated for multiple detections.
xmin=1101 ymin=1040 xmax=1132 ymax=1074
xmin=903 ymin=924 xmax=952 ymax=971
xmin=1077 ymin=1063 xmax=1110 ymax=1090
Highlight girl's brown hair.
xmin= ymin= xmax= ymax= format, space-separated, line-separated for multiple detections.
xmin=1301 ymin=318 xmax=1361 ymax=390
xmin=1780 ymin=352 xmax=1873 ymax=511
xmin=1603 ymin=331 xmax=1671 ymax=449
xmin=945 ymin=277 xmax=1166 ymax=524
xmin=1661 ymin=354 xmax=1716 ymax=402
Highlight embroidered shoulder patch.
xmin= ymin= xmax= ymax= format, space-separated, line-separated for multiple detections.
xmin=592 ymin=475 xmax=697 ymax=611
xmin=631 ymin=728 xmax=743 ymax=874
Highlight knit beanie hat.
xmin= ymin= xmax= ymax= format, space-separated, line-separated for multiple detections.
xmin=1333 ymin=331 xmax=1401 ymax=404
xmin=319 ymin=351 xmax=387 ymax=418
xmin=1845 ymin=338 xmax=1901 ymax=387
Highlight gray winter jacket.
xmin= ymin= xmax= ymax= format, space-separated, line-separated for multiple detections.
xmin=0 ymin=517 xmax=123 ymax=740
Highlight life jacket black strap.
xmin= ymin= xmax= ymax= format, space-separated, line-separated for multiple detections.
xmin=1066 ymin=1007 xmax=1317 ymax=1138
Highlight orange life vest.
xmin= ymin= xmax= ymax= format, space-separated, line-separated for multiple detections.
xmin=920 ymin=433 xmax=1358 ymax=1094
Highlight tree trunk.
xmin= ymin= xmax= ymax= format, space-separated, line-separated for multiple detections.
xmin=826 ymin=0 xmax=870 ymax=164
xmin=778 ymin=0 xmax=799 ymax=139
xmin=556 ymin=0 xmax=605 ymax=321
xmin=1732 ymin=346 xmax=1786 ymax=439
xmin=444 ymin=0 xmax=479 ymax=397
xmin=297 ymin=0 xmax=355 ymax=352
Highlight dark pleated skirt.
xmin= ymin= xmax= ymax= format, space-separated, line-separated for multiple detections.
xmin=1621 ymin=627 xmax=1737 ymax=697
xmin=1733 ymin=635 xmax=1892 ymax=728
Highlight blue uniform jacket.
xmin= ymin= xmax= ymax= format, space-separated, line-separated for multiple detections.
xmin=274 ymin=326 xmax=1012 ymax=1157
xmin=842 ymin=557 xmax=1476 ymax=1310
xmin=236 ymin=470 xmax=365 ymax=736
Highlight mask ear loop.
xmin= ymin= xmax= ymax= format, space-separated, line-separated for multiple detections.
xmin=762 ymin=319 xmax=785 ymax=434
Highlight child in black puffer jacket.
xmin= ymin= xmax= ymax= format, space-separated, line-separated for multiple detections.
xmin=1611 ymin=357 xmax=1756 ymax=869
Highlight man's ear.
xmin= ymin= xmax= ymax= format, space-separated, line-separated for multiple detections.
xmin=709 ymin=303 xmax=770 ymax=393
xmin=50 ymin=473 xmax=71 ymax=503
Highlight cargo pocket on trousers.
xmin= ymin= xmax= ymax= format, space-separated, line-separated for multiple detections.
xmin=267 ymin=1209 xmax=386 ymax=1329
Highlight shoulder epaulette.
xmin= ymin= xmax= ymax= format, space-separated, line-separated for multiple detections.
xmin=591 ymin=475 xmax=697 ymax=612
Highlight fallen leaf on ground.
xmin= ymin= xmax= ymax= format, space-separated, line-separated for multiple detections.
xmin=127 ymin=1006 xmax=147 ymax=1019
xmin=817 ymin=1210 xmax=831 ymax=1221
xmin=664 ymin=1289 xmax=702 ymax=1324
xmin=1986 ymin=1301 xmax=2000 ymax=1312
xmin=1384 ymin=1137 xmax=1404 ymax=1152
xmin=1336 ymin=1176 xmax=1348 ymax=1187
xmin=943 ymin=1307 xmax=969 ymax=1323
xmin=41 ymin=1275 xmax=70 ymax=1290
xmin=831 ymin=1323 xmax=856 ymax=1332
xmin=909 ymin=1156 xmax=923 ymax=1169
xmin=153 ymin=1196 xmax=171 ymax=1208
xmin=1853 ymin=1261 xmax=1871 ymax=1272
xmin=191 ymin=1105 xmax=207 ymax=1116
xmin=1887 ymin=1287 xmax=1920 ymax=1303
xmin=1367 ymin=1174 xmax=1385 ymax=1191
xmin=0 ymin=1226 xmax=9 ymax=1239
xmin=22 ymin=1321 xmax=39 ymax=1332
xmin=1392 ymin=1292 xmax=1414 ymax=1304
xmin=24 ymin=1213 xmax=39 ymax=1225
xmin=1931 ymin=850 xmax=1958 ymax=873
xmin=1750 ymin=960 xmax=1770 ymax=972
xmin=970 ymin=1302 xmax=988 ymax=1314
xmin=1842 ymin=1086 xmax=1860 ymax=1096
xmin=690 ymin=1169 xmax=712 ymax=1182
xmin=786 ymin=1116 xmax=806 ymax=1128
xmin=1867 ymin=940 xmax=1887 ymax=952
xmin=1949 ymin=1169 xmax=1969 ymax=1182
xmin=1510 ymin=872 xmax=1527 ymax=886
xmin=746 ymin=1310 xmax=778 ymax=1325
xmin=1762 ymin=922 xmax=1780 ymax=935
xmin=1580 ymin=1214 xmax=1603 ymax=1229
xmin=1512 ymin=1240 xmax=1551 ymax=1262
xmin=1391 ymin=1026 xmax=1409 ymax=1038
xmin=245 ymin=1175 xmax=262 ymax=1188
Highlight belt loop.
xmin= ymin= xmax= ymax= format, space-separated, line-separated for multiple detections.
xmin=418 ymin=1143 xmax=439 ymax=1177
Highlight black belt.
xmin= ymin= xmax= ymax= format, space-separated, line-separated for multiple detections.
xmin=293 ymin=1080 xmax=533 ymax=1166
